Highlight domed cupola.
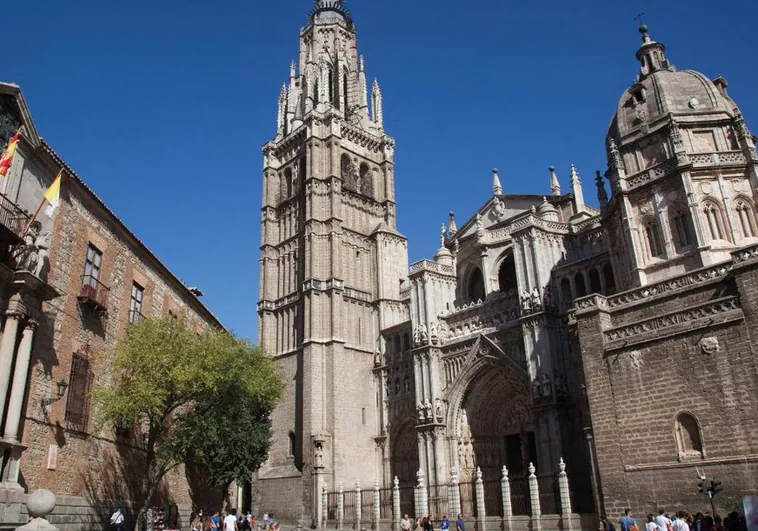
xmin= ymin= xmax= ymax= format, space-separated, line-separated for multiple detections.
xmin=537 ymin=197 xmax=560 ymax=222
xmin=310 ymin=0 xmax=353 ymax=28
xmin=636 ymin=24 xmax=673 ymax=79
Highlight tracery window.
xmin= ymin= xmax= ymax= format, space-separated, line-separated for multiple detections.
xmin=670 ymin=209 xmax=694 ymax=251
xmin=734 ymin=198 xmax=757 ymax=239
xmin=675 ymin=412 xmax=704 ymax=460
xmin=702 ymin=201 xmax=727 ymax=242
xmin=644 ymin=219 xmax=665 ymax=258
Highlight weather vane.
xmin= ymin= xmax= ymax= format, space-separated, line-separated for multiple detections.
xmin=634 ymin=12 xmax=647 ymax=25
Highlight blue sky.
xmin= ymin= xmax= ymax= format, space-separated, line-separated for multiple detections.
xmin=5 ymin=0 xmax=758 ymax=341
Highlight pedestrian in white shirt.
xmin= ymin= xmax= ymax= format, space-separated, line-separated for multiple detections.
xmin=656 ymin=510 xmax=673 ymax=531
xmin=646 ymin=514 xmax=658 ymax=531
xmin=224 ymin=509 xmax=239 ymax=531
xmin=673 ymin=512 xmax=690 ymax=531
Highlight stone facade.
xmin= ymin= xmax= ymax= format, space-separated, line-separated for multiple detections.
xmin=258 ymin=3 xmax=758 ymax=525
xmin=0 ymin=82 xmax=224 ymax=530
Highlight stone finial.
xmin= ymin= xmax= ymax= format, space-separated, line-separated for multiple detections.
xmin=374 ymin=479 xmax=380 ymax=489
xmin=501 ymin=465 xmax=509 ymax=479
xmin=595 ymin=171 xmax=608 ymax=208
xmin=451 ymin=468 xmax=459 ymax=482
xmin=449 ymin=212 xmax=457 ymax=235
xmin=18 ymin=490 xmax=57 ymax=531
xmin=528 ymin=462 xmax=536 ymax=476
xmin=290 ymin=60 xmax=297 ymax=78
xmin=492 ymin=168 xmax=503 ymax=195
xmin=356 ymin=480 xmax=361 ymax=490
xmin=559 ymin=458 xmax=566 ymax=473
xmin=476 ymin=467 xmax=483 ymax=480
xmin=441 ymin=224 xmax=447 ymax=247
xmin=416 ymin=468 xmax=425 ymax=486
xmin=360 ymin=55 xmax=365 ymax=72
xmin=393 ymin=476 xmax=399 ymax=488
xmin=549 ymin=166 xmax=561 ymax=196
xmin=323 ymin=484 xmax=328 ymax=493
xmin=570 ymin=164 xmax=586 ymax=213
xmin=339 ymin=482 xmax=344 ymax=492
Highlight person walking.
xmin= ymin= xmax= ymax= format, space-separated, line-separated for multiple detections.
xmin=673 ymin=512 xmax=690 ymax=531
xmin=225 ymin=509 xmax=239 ymax=531
xmin=400 ymin=514 xmax=412 ymax=531
xmin=110 ymin=508 xmax=125 ymax=531
xmin=647 ymin=514 xmax=658 ymax=531
xmin=602 ymin=515 xmax=617 ymax=531
xmin=441 ymin=514 xmax=451 ymax=531
xmin=455 ymin=514 xmax=465 ymax=531
xmin=656 ymin=510 xmax=673 ymax=531
xmin=263 ymin=512 xmax=270 ymax=530
xmin=619 ymin=510 xmax=638 ymax=531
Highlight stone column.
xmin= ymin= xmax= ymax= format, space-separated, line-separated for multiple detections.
xmin=4 ymin=320 xmax=37 ymax=443
xmin=558 ymin=459 xmax=573 ymax=531
xmin=373 ymin=480 xmax=380 ymax=528
xmin=0 ymin=311 xmax=22 ymax=425
xmin=501 ymin=466 xmax=512 ymax=525
xmin=321 ymin=484 xmax=328 ymax=528
xmin=449 ymin=469 xmax=461 ymax=519
xmin=474 ymin=467 xmax=485 ymax=531
xmin=432 ymin=427 xmax=444 ymax=487
xmin=356 ymin=481 xmax=362 ymax=527
xmin=338 ymin=483 xmax=345 ymax=530
xmin=392 ymin=477 xmax=400 ymax=530
xmin=416 ymin=470 xmax=428 ymax=519
xmin=528 ymin=463 xmax=541 ymax=531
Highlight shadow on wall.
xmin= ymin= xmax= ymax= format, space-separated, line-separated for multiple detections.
xmin=81 ymin=437 xmax=173 ymax=530
xmin=185 ymin=461 xmax=224 ymax=513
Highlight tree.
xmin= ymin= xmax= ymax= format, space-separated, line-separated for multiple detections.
xmin=95 ymin=316 xmax=282 ymax=531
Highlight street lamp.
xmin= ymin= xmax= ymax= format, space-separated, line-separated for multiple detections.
xmin=56 ymin=379 xmax=68 ymax=398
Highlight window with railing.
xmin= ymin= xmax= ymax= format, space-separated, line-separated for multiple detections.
xmin=79 ymin=243 xmax=109 ymax=310
xmin=65 ymin=353 xmax=93 ymax=433
xmin=129 ymin=282 xmax=144 ymax=323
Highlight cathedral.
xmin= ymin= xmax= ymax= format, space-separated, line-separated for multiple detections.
xmin=256 ymin=0 xmax=758 ymax=523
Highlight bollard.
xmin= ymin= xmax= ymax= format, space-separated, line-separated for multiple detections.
xmin=322 ymin=484 xmax=328 ymax=528
xmin=449 ymin=469 xmax=461 ymax=519
xmin=373 ymin=480 xmax=380 ymax=528
xmin=392 ymin=477 xmax=400 ymax=531
xmin=474 ymin=467 xmax=486 ymax=531
xmin=528 ymin=463 xmax=541 ymax=531
xmin=338 ymin=482 xmax=345 ymax=530
xmin=356 ymin=481 xmax=362 ymax=528
xmin=415 ymin=469 xmax=428 ymax=519
xmin=17 ymin=490 xmax=58 ymax=531
xmin=558 ymin=459 xmax=573 ymax=531
xmin=501 ymin=466 xmax=512 ymax=525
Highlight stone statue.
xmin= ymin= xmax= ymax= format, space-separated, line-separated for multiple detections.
xmin=413 ymin=326 xmax=421 ymax=347
xmin=521 ymin=291 xmax=532 ymax=313
xmin=14 ymin=222 xmax=51 ymax=282
xmin=417 ymin=403 xmax=425 ymax=422
xmin=475 ymin=212 xmax=483 ymax=230
xmin=532 ymin=377 xmax=541 ymax=399
xmin=429 ymin=321 xmax=439 ymax=344
xmin=315 ymin=443 xmax=324 ymax=468
xmin=543 ymin=285 xmax=553 ymax=308
xmin=541 ymin=372 xmax=553 ymax=398
xmin=434 ymin=397 xmax=444 ymax=422
xmin=424 ymin=400 xmax=433 ymax=422
xmin=419 ymin=324 xmax=428 ymax=344
xmin=531 ymin=286 xmax=542 ymax=311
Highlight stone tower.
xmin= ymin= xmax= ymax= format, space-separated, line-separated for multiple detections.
xmin=256 ymin=0 xmax=409 ymax=522
xmin=604 ymin=24 xmax=758 ymax=289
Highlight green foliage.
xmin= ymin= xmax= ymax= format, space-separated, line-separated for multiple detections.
xmin=94 ymin=316 xmax=283 ymax=526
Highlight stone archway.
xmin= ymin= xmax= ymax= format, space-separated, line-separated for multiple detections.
xmin=390 ymin=419 xmax=419 ymax=488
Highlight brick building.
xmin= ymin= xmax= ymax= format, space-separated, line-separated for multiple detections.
xmin=0 ymin=82 xmax=223 ymax=529
xmin=257 ymin=1 xmax=758 ymax=525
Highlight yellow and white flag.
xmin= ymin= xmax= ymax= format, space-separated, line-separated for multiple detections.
xmin=43 ymin=170 xmax=62 ymax=217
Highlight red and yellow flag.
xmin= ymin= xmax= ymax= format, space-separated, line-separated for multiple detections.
xmin=0 ymin=131 xmax=20 ymax=177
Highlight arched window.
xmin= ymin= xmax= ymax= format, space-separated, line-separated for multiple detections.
xmin=394 ymin=378 xmax=401 ymax=395
xmin=498 ymin=257 xmax=517 ymax=294
xmin=288 ymin=431 xmax=296 ymax=457
xmin=298 ymin=156 xmax=307 ymax=186
xmin=393 ymin=335 xmax=401 ymax=354
xmin=675 ymin=413 xmax=704 ymax=460
xmin=341 ymin=154 xmax=355 ymax=189
xmin=360 ymin=163 xmax=373 ymax=197
xmin=314 ymin=79 xmax=320 ymax=104
xmin=327 ymin=68 xmax=334 ymax=104
xmin=560 ymin=278 xmax=572 ymax=303
xmin=702 ymin=201 xmax=727 ymax=242
xmin=343 ymin=72 xmax=349 ymax=109
xmin=588 ymin=268 xmax=602 ymax=294
xmin=603 ymin=263 xmax=616 ymax=294
xmin=574 ymin=273 xmax=587 ymax=298
xmin=670 ymin=208 xmax=694 ymax=251
xmin=644 ymin=219 xmax=665 ymax=258
xmin=468 ymin=268 xmax=485 ymax=303
xmin=734 ymin=198 xmax=757 ymax=239
xmin=403 ymin=377 xmax=411 ymax=394
xmin=284 ymin=168 xmax=293 ymax=198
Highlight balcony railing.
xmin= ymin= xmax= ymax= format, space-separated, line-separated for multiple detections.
xmin=128 ymin=308 xmax=145 ymax=324
xmin=78 ymin=275 xmax=110 ymax=312
xmin=0 ymin=193 xmax=30 ymax=242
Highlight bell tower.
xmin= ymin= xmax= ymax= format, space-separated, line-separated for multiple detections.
xmin=257 ymin=0 xmax=409 ymax=522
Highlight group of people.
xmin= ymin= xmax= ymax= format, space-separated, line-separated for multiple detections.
xmin=604 ymin=509 xmax=748 ymax=531
xmin=399 ymin=513 xmax=466 ymax=531
xmin=190 ymin=508 xmax=263 ymax=531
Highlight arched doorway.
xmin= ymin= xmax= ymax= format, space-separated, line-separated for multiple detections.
xmin=498 ymin=256 xmax=517 ymax=294
xmin=390 ymin=420 xmax=419 ymax=517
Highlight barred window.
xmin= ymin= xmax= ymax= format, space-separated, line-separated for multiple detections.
xmin=65 ymin=354 xmax=93 ymax=433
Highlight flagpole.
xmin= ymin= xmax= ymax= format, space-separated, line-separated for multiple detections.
xmin=22 ymin=166 xmax=62 ymax=237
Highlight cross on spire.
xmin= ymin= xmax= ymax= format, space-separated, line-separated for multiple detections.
xmin=634 ymin=12 xmax=646 ymax=25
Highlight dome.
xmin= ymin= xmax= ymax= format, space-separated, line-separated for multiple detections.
xmin=537 ymin=197 xmax=560 ymax=222
xmin=607 ymin=26 xmax=737 ymax=141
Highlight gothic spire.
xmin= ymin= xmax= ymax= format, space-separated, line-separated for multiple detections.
xmin=449 ymin=212 xmax=457 ymax=235
xmin=595 ymin=170 xmax=608 ymax=208
xmin=549 ymin=166 xmax=561 ymax=196
xmin=492 ymin=168 xmax=502 ymax=195
xmin=570 ymin=164 xmax=586 ymax=213
xmin=372 ymin=79 xmax=383 ymax=127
